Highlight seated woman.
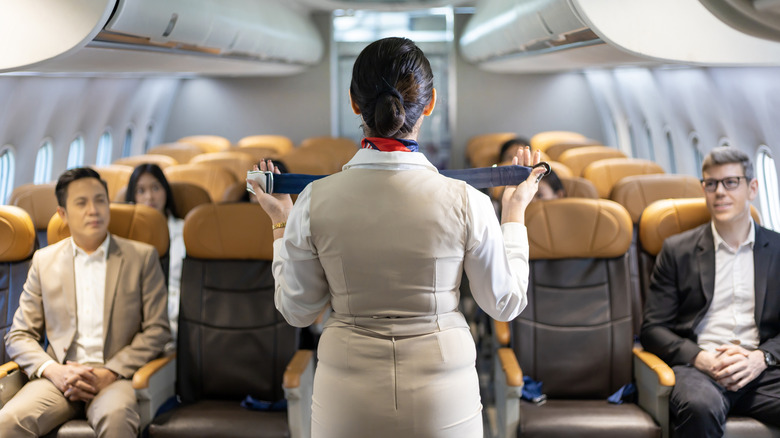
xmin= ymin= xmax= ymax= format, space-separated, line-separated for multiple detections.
xmin=126 ymin=163 xmax=184 ymax=348
xmin=498 ymin=137 xmax=530 ymax=163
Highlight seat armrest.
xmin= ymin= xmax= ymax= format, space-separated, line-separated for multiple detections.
xmin=283 ymin=350 xmax=314 ymax=438
xmin=494 ymin=320 xmax=510 ymax=347
xmin=0 ymin=361 xmax=27 ymax=409
xmin=133 ymin=354 xmax=176 ymax=430
xmin=633 ymin=347 xmax=675 ymax=438
xmin=494 ymin=348 xmax=524 ymax=438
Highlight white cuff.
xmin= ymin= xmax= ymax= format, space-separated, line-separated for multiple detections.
xmin=36 ymin=360 xmax=56 ymax=378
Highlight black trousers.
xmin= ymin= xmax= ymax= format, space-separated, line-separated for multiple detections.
xmin=670 ymin=364 xmax=780 ymax=438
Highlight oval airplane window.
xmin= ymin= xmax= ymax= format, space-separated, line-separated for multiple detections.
xmin=665 ymin=129 xmax=677 ymax=173
xmin=34 ymin=140 xmax=53 ymax=184
xmin=628 ymin=123 xmax=638 ymax=158
xmin=143 ymin=123 xmax=154 ymax=153
xmin=96 ymin=131 xmax=113 ymax=166
xmin=689 ymin=132 xmax=704 ymax=177
xmin=122 ymin=127 xmax=134 ymax=158
xmin=0 ymin=145 xmax=16 ymax=205
xmin=67 ymin=136 xmax=85 ymax=169
xmin=644 ymin=123 xmax=656 ymax=161
xmin=757 ymin=146 xmax=780 ymax=232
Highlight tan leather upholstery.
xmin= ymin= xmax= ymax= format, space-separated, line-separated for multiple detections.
xmin=529 ymin=131 xmax=587 ymax=151
xmin=559 ymin=145 xmax=628 ymax=177
xmin=544 ymin=139 xmax=602 ymax=161
xmin=232 ymin=145 xmax=282 ymax=162
xmin=177 ymin=135 xmax=231 ymax=153
xmin=113 ymin=154 xmax=179 ymax=170
xmin=611 ymin=174 xmax=704 ymax=223
xmin=466 ymin=132 xmax=517 ymax=166
xmin=559 ymin=176 xmax=598 ymax=199
xmin=165 ymin=163 xmax=238 ymax=203
xmin=9 ymin=183 xmax=57 ymax=236
xmin=283 ymin=146 xmax=336 ymax=175
xmin=47 ymin=203 xmax=169 ymax=256
xmin=93 ymin=165 xmax=133 ymax=202
xmin=170 ymin=182 xmax=211 ymax=218
xmin=526 ymin=198 xmax=632 ymax=260
xmin=584 ymin=158 xmax=666 ymax=198
xmin=298 ymin=136 xmax=359 ymax=173
xmin=190 ymin=150 xmax=255 ymax=182
xmin=548 ymin=161 xmax=573 ymax=178
xmin=221 ymin=181 xmax=248 ymax=203
xmin=237 ymin=134 xmax=294 ymax=155
xmin=184 ymin=203 xmax=273 ymax=260
xmin=148 ymin=142 xmax=207 ymax=164
xmin=639 ymin=198 xmax=761 ymax=257
xmin=0 ymin=206 xmax=35 ymax=262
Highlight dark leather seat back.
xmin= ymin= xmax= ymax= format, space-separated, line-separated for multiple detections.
xmin=0 ymin=206 xmax=36 ymax=364
xmin=514 ymin=198 xmax=633 ymax=399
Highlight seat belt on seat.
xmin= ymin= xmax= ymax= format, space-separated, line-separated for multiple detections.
xmin=248 ymin=162 xmax=551 ymax=195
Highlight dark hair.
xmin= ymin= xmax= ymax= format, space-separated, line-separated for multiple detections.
xmin=55 ymin=167 xmax=108 ymax=207
xmin=125 ymin=164 xmax=178 ymax=217
xmin=350 ymin=37 xmax=434 ymax=138
xmin=499 ymin=138 xmax=531 ymax=162
xmin=543 ymin=169 xmax=565 ymax=195
xmin=702 ymin=146 xmax=754 ymax=180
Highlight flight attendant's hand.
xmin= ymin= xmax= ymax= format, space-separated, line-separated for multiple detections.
xmin=247 ymin=160 xmax=293 ymax=237
xmin=501 ymin=147 xmax=545 ymax=225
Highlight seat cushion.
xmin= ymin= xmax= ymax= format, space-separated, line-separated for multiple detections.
xmin=519 ymin=399 xmax=660 ymax=438
xmin=43 ymin=420 xmax=95 ymax=438
xmin=726 ymin=416 xmax=780 ymax=438
xmin=149 ymin=400 xmax=289 ymax=438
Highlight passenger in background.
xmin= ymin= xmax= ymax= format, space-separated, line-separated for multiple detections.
xmin=0 ymin=168 xmax=170 ymax=437
xmin=249 ymin=37 xmax=545 ymax=438
xmin=125 ymin=164 xmax=184 ymax=348
xmin=641 ymin=147 xmax=780 ymax=438
xmin=533 ymin=168 xmax=566 ymax=201
xmin=498 ymin=137 xmax=530 ymax=163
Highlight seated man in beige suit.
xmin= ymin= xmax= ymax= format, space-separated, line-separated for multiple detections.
xmin=0 ymin=168 xmax=171 ymax=437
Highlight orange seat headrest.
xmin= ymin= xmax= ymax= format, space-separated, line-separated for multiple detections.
xmin=0 ymin=206 xmax=36 ymax=262
xmin=184 ymin=203 xmax=274 ymax=260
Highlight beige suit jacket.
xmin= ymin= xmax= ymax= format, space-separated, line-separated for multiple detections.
xmin=4 ymin=235 xmax=171 ymax=379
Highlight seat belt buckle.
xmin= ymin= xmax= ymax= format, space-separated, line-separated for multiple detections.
xmin=246 ymin=170 xmax=274 ymax=195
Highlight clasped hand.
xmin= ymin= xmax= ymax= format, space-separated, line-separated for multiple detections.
xmin=501 ymin=146 xmax=547 ymax=225
xmin=43 ymin=361 xmax=118 ymax=402
xmin=247 ymin=160 xmax=293 ymax=226
xmin=694 ymin=344 xmax=767 ymax=392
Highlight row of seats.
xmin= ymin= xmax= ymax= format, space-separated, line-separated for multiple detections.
xmin=0 ymin=202 xmax=314 ymax=437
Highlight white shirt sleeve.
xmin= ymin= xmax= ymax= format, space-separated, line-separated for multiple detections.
xmin=272 ymin=185 xmax=331 ymax=327
xmin=463 ymin=186 xmax=529 ymax=321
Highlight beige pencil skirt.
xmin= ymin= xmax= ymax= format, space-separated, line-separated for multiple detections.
xmin=311 ymin=325 xmax=483 ymax=438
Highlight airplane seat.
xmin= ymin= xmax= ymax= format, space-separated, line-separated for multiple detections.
xmin=9 ymin=183 xmax=57 ymax=247
xmin=492 ymin=198 xmax=662 ymax=438
xmin=177 ymin=135 xmax=231 ymax=153
xmin=113 ymin=154 xmax=180 ymax=170
xmin=583 ymin=158 xmax=666 ymax=199
xmin=147 ymin=142 xmax=208 ymax=164
xmin=636 ymin=198 xmax=776 ymax=438
xmin=233 ymin=145 xmax=284 ymax=162
xmin=237 ymin=134 xmax=294 ymax=156
xmin=190 ymin=150 xmax=256 ymax=183
xmin=529 ymin=130 xmax=587 ymax=150
xmin=0 ymin=206 xmax=36 ymax=364
xmin=548 ymin=161 xmax=573 ymax=178
xmin=558 ymin=175 xmax=598 ymax=198
xmin=148 ymin=203 xmax=314 ymax=438
xmin=543 ymin=138 xmax=602 ymax=161
xmin=609 ymin=174 xmax=704 ymax=336
xmin=1 ymin=204 xmax=175 ymax=438
xmin=93 ymin=165 xmax=134 ymax=203
xmin=299 ymin=136 xmax=359 ymax=173
xmin=165 ymin=163 xmax=238 ymax=204
xmin=558 ymin=145 xmax=627 ymax=177
xmin=466 ymin=132 xmax=517 ymax=167
xmin=282 ymin=146 xmax=337 ymax=175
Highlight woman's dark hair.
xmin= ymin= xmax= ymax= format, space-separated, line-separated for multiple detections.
xmin=499 ymin=138 xmax=531 ymax=162
xmin=125 ymin=163 xmax=178 ymax=218
xmin=350 ymin=37 xmax=434 ymax=138
xmin=544 ymin=169 xmax=566 ymax=196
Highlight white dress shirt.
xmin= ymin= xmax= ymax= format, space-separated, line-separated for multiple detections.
xmin=37 ymin=235 xmax=110 ymax=377
xmin=696 ymin=221 xmax=760 ymax=352
xmin=272 ymin=148 xmax=530 ymax=326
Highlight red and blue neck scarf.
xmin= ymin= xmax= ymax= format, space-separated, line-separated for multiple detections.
xmin=361 ymin=137 xmax=419 ymax=153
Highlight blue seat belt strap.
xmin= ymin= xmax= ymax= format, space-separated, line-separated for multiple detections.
xmin=259 ymin=162 xmax=550 ymax=194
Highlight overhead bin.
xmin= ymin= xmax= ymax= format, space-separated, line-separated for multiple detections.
xmin=0 ymin=0 xmax=324 ymax=75
xmin=459 ymin=0 xmax=780 ymax=73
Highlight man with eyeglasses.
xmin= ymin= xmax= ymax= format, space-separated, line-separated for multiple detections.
xmin=641 ymin=147 xmax=780 ymax=438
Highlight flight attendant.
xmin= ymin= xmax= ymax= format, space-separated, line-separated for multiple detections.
xmin=249 ymin=37 xmax=545 ymax=438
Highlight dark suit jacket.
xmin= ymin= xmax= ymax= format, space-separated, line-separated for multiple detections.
xmin=640 ymin=222 xmax=780 ymax=366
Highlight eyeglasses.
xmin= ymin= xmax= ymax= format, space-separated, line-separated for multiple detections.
xmin=700 ymin=176 xmax=748 ymax=192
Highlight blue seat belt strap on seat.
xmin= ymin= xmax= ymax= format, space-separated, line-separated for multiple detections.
xmin=265 ymin=162 xmax=551 ymax=194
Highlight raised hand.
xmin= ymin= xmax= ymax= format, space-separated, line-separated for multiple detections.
xmin=501 ymin=146 xmax=546 ymax=225
xmin=247 ymin=160 xmax=294 ymax=227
